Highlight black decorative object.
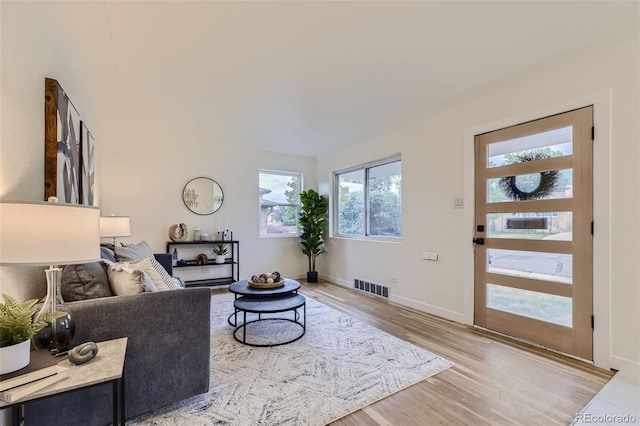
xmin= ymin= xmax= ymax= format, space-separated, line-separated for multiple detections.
xmin=498 ymin=152 xmax=559 ymax=201
xmin=33 ymin=310 xmax=75 ymax=355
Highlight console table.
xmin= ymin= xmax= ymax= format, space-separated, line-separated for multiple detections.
xmin=3 ymin=338 xmax=127 ymax=426
xmin=167 ymin=240 xmax=239 ymax=287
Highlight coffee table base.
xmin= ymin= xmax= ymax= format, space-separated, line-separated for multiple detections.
xmin=233 ymin=294 xmax=306 ymax=347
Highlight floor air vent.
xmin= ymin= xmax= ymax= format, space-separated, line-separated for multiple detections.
xmin=354 ymin=278 xmax=389 ymax=299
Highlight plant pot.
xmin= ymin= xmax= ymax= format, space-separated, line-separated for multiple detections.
xmin=307 ymin=271 xmax=318 ymax=283
xmin=215 ymin=255 xmax=226 ymax=264
xmin=0 ymin=339 xmax=31 ymax=374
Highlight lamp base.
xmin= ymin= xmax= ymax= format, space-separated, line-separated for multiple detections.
xmin=32 ymin=311 xmax=75 ymax=354
xmin=32 ymin=266 xmax=75 ymax=354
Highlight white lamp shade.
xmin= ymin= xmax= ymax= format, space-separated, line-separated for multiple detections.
xmin=0 ymin=201 xmax=100 ymax=266
xmin=99 ymin=216 xmax=131 ymax=238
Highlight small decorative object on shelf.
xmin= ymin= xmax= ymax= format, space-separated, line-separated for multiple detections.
xmin=193 ymin=227 xmax=201 ymax=241
xmin=172 ymin=248 xmax=178 ymax=266
xmin=168 ymin=223 xmax=188 ymax=242
xmin=213 ymin=244 xmax=228 ymax=264
xmin=201 ymin=233 xmax=210 ymax=241
xmin=248 ymin=271 xmax=283 ymax=288
xmin=196 ymin=253 xmax=208 ymax=265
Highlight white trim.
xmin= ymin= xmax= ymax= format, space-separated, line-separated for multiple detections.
xmin=390 ymin=294 xmax=466 ymax=323
xmin=463 ymin=90 xmax=612 ymax=370
xmin=323 ymin=275 xmax=464 ymax=323
xmin=610 ymin=356 xmax=640 ymax=377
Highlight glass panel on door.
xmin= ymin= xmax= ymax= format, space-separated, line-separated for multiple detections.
xmin=487 ymin=283 xmax=572 ymax=327
xmin=487 ymin=169 xmax=573 ymax=203
xmin=487 ymin=212 xmax=573 ymax=240
xmin=487 ymin=248 xmax=573 ymax=284
xmin=487 ymin=126 xmax=573 ymax=168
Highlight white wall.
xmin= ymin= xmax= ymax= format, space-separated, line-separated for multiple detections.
xmin=0 ymin=2 xmax=105 ymax=301
xmin=0 ymin=1 xmax=316 ymax=300
xmin=100 ymin=121 xmax=316 ymax=280
xmin=317 ymin=37 xmax=640 ymax=369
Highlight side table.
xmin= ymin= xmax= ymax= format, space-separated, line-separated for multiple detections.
xmin=2 ymin=337 xmax=128 ymax=426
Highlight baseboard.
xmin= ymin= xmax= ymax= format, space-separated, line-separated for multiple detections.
xmin=319 ymin=275 xmax=464 ymax=323
xmin=319 ymin=275 xmax=351 ymax=287
xmin=390 ymin=294 xmax=465 ymax=323
xmin=610 ymin=355 xmax=640 ymax=376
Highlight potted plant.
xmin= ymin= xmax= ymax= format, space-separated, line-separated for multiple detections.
xmin=0 ymin=294 xmax=62 ymax=374
xmin=299 ymin=189 xmax=328 ymax=283
xmin=213 ymin=244 xmax=228 ymax=264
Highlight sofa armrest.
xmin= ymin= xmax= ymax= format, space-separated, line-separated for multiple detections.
xmin=154 ymin=253 xmax=173 ymax=275
xmin=25 ymin=288 xmax=211 ymax=425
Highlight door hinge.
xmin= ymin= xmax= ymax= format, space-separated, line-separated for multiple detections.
xmin=591 ymin=126 xmax=595 ymax=141
xmin=591 ymin=221 xmax=594 ymax=235
xmin=591 ymin=315 xmax=595 ymax=329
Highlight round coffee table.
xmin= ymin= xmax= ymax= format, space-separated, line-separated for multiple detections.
xmin=227 ymin=279 xmax=301 ymax=326
xmin=233 ymin=294 xmax=306 ymax=347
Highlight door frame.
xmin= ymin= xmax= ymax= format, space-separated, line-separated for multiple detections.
xmin=463 ymin=90 xmax=611 ymax=369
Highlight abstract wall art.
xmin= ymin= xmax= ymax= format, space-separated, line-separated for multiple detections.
xmin=80 ymin=121 xmax=95 ymax=205
xmin=44 ymin=77 xmax=82 ymax=204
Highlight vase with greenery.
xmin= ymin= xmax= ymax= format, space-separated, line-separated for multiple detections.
xmin=213 ymin=244 xmax=228 ymax=264
xmin=0 ymin=294 xmax=62 ymax=374
xmin=299 ymin=189 xmax=328 ymax=283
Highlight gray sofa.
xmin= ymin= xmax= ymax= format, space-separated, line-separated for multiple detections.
xmin=23 ymin=269 xmax=212 ymax=425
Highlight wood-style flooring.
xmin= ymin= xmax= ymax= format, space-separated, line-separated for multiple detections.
xmin=294 ymin=281 xmax=613 ymax=426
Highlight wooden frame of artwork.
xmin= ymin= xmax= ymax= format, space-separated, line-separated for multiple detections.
xmin=80 ymin=121 xmax=95 ymax=205
xmin=44 ymin=77 xmax=82 ymax=204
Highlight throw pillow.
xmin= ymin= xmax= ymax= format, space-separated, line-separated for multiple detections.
xmin=106 ymin=262 xmax=158 ymax=296
xmin=127 ymin=257 xmax=184 ymax=291
xmin=114 ymin=240 xmax=154 ymax=262
xmin=100 ymin=246 xmax=116 ymax=263
xmin=61 ymin=262 xmax=113 ymax=301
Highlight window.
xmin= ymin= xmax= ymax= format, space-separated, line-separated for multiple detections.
xmin=334 ymin=156 xmax=401 ymax=238
xmin=259 ymin=170 xmax=302 ymax=237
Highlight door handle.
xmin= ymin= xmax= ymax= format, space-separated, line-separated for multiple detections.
xmin=472 ymin=238 xmax=485 ymax=245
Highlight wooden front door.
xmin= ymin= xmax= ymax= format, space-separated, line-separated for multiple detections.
xmin=474 ymin=106 xmax=593 ymax=360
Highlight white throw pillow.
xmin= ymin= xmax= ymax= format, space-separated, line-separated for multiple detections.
xmin=106 ymin=263 xmax=157 ymax=296
xmin=114 ymin=240 xmax=154 ymax=262
xmin=127 ymin=257 xmax=179 ymax=291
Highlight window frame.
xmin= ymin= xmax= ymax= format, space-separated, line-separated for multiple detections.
xmin=332 ymin=154 xmax=402 ymax=241
xmin=258 ymin=169 xmax=303 ymax=238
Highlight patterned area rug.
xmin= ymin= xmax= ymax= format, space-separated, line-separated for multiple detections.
xmin=130 ymin=292 xmax=453 ymax=425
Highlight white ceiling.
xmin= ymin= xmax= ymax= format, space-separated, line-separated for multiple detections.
xmin=48 ymin=1 xmax=638 ymax=157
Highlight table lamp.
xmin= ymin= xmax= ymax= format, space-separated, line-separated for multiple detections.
xmin=99 ymin=215 xmax=131 ymax=246
xmin=0 ymin=201 xmax=100 ymax=354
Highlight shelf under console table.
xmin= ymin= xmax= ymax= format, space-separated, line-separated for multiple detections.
xmin=166 ymin=240 xmax=239 ymax=288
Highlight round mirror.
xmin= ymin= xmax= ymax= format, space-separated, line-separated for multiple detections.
xmin=182 ymin=177 xmax=224 ymax=215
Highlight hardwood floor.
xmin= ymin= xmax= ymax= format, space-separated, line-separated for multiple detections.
xmin=294 ymin=281 xmax=613 ymax=426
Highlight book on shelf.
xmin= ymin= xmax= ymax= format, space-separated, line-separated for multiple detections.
xmin=0 ymin=366 xmax=69 ymax=403
xmin=0 ymin=349 xmax=59 ymax=391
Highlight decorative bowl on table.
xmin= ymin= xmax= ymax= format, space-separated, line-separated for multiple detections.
xmin=248 ymin=272 xmax=283 ymax=288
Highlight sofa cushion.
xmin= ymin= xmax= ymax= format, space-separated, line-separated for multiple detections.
xmin=61 ymin=262 xmax=113 ymax=301
xmin=114 ymin=240 xmax=154 ymax=262
xmin=127 ymin=257 xmax=185 ymax=290
xmin=106 ymin=263 xmax=158 ymax=296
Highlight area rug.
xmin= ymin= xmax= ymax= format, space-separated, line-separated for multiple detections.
xmin=130 ymin=292 xmax=453 ymax=425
